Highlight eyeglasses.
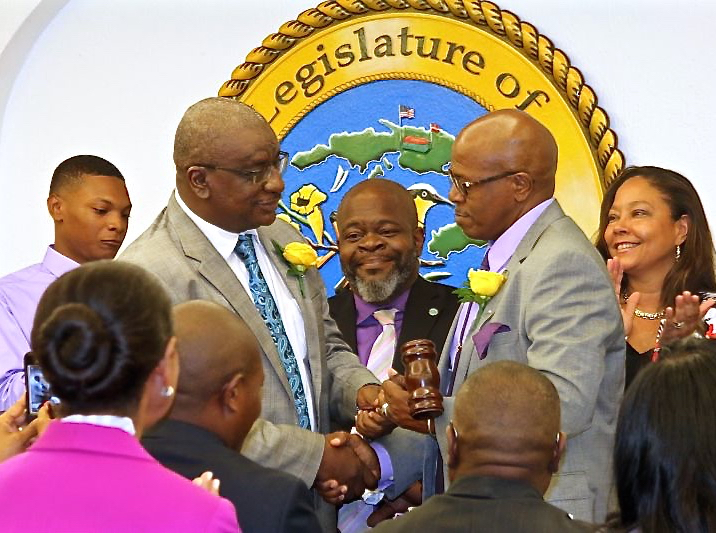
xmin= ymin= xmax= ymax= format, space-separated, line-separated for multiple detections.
xmin=196 ymin=151 xmax=289 ymax=185
xmin=447 ymin=167 xmax=520 ymax=196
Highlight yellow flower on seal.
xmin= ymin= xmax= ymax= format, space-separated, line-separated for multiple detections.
xmin=282 ymin=242 xmax=318 ymax=268
xmin=467 ymin=269 xmax=506 ymax=297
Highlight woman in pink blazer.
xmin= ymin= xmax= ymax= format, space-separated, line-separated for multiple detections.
xmin=0 ymin=261 xmax=239 ymax=533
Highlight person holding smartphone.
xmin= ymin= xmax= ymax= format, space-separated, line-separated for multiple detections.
xmin=0 ymin=155 xmax=131 ymax=411
xmin=0 ymin=260 xmax=238 ymax=532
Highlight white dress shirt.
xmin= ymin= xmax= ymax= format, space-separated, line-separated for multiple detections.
xmin=175 ymin=192 xmax=316 ymax=430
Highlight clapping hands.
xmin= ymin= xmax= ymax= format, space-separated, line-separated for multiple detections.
xmin=661 ymin=291 xmax=715 ymax=344
xmin=607 ymin=258 xmax=639 ymax=336
xmin=608 ymin=257 xmax=715 ymax=344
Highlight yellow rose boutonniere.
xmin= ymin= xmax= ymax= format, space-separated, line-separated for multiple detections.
xmin=454 ymin=268 xmax=507 ymax=304
xmin=467 ymin=269 xmax=506 ymax=297
xmin=272 ymin=240 xmax=318 ymax=297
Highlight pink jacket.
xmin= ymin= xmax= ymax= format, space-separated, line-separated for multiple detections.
xmin=0 ymin=421 xmax=239 ymax=533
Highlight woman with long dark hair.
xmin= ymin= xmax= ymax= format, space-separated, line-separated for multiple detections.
xmin=596 ymin=166 xmax=716 ymax=387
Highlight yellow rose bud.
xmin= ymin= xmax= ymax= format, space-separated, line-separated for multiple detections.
xmin=467 ymin=269 xmax=506 ymax=297
xmin=283 ymin=242 xmax=318 ymax=268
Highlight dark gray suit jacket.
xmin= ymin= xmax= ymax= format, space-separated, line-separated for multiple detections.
xmin=142 ymin=419 xmax=321 ymax=533
xmin=372 ymin=476 xmax=594 ymax=533
xmin=328 ymin=276 xmax=460 ymax=373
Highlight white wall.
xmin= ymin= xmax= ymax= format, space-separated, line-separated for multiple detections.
xmin=0 ymin=0 xmax=713 ymax=275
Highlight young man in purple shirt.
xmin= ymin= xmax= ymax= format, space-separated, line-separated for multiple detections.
xmin=0 ymin=155 xmax=131 ymax=410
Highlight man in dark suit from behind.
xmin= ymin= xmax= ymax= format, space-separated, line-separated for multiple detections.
xmin=142 ymin=300 xmax=320 ymax=533
xmin=372 ymin=360 xmax=593 ymax=533
xmin=328 ymin=178 xmax=459 ymax=381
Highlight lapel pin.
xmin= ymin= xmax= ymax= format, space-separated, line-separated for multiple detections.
xmin=428 ymin=307 xmax=439 ymax=316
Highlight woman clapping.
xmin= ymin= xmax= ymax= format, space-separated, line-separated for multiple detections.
xmin=596 ymin=166 xmax=716 ymax=388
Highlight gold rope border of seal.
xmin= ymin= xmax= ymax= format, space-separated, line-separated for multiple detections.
xmin=218 ymin=0 xmax=625 ymax=186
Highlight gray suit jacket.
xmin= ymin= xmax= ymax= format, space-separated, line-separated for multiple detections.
xmin=431 ymin=201 xmax=625 ymax=523
xmin=120 ymin=194 xmax=379 ymax=531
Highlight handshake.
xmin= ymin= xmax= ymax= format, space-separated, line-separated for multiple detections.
xmin=313 ymin=384 xmax=384 ymax=504
xmin=314 ymin=372 xmax=436 ymax=505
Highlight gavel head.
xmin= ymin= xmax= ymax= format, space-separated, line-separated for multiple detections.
xmin=401 ymin=339 xmax=443 ymax=419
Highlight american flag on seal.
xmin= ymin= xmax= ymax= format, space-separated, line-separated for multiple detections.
xmin=398 ymin=105 xmax=415 ymax=119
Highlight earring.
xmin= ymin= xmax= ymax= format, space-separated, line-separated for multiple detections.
xmin=676 ymin=244 xmax=681 ymax=261
xmin=160 ymin=385 xmax=175 ymax=398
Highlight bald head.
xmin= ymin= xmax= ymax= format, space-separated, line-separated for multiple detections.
xmin=173 ymin=97 xmax=271 ymax=174
xmin=455 ymin=110 xmax=557 ymax=198
xmin=171 ymin=300 xmax=261 ymax=411
xmin=449 ymin=110 xmax=558 ymax=240
xmin=336 ymin=178 xmax=418 ymax=228
xmin=450 ymin=361 xmax=562 ymax=491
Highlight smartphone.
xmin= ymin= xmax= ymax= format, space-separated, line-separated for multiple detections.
xmin=23 ymin=352 xmax=55 ymax=420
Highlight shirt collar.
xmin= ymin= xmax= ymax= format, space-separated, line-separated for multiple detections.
xmin=354 ymin=287 xmax=410 ymax=324
xmin=175 ymin=190 xmax=257 ymax=259
xmin=61 ymin=414 xmax=136 ymax=436
xmin=43 ymin=246 xmax=80 ymax=278
xmin=487 ymin=198 xmax=553 ymax=273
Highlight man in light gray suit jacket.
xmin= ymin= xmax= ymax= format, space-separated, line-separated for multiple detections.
xmin=120 ymin=98 xmax=408 ymax=531
xmin=379 ymin=109 xmax=624 ymax=523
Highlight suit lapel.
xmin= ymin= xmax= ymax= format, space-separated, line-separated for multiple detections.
xmin=456 ymin=201 xmax=567 ymax=382
xmin=329 ymin=290 xmax=359 ymax=354
xmin=167 ymin=197 xmax=294 ymax=400
xmin=395 ymin=277 xmax=444 ymax=369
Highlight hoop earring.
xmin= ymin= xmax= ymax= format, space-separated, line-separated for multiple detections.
xmin=675 ymin=244 xmax=681 ymax=261
xmin=160 ymin=385 xmax=175 ymax=398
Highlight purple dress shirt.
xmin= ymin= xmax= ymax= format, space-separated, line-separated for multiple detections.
xmin=446 ymin=199 xmax=554 ymax=371
xmin=354 ymin=289 xmax=410 ymax=364
xmin=0 ymin=246 xmax=78 ymax=410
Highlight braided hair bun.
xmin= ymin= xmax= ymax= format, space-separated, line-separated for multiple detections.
xmin=31 ymin=260 xmax=172 ymax=415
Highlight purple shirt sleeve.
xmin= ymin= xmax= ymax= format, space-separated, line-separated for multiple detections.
xmin=369 ymin=441 xmax=395 ymax=490
xmin=0 ymin=290 xmax=32 ymax=411
xmin=0 ymin=248 xmax=78 ymax=411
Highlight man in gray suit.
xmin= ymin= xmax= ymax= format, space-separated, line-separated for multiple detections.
xmin=373 ymin=361 xmax=592 ymax=532
xmin=380 ymin=109 xmax=625 ymax=522
xmin=120 ymin=97 xmax=395 ymax=531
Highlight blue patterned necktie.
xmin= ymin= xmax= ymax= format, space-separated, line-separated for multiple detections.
xmin=235 ymin=234 xmax=311 ymax=429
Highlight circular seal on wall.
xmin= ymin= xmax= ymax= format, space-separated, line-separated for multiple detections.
xmin=219 ymin=0 xmax=624 ymax=294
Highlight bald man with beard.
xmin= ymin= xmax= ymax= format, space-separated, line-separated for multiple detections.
xmin=373 ymin=361 xmax=592 ymax=532
xmin=142 ymin=301 xmax=321 ymax=533
xmin=379 ymin=110 xmax=624 ymax=523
